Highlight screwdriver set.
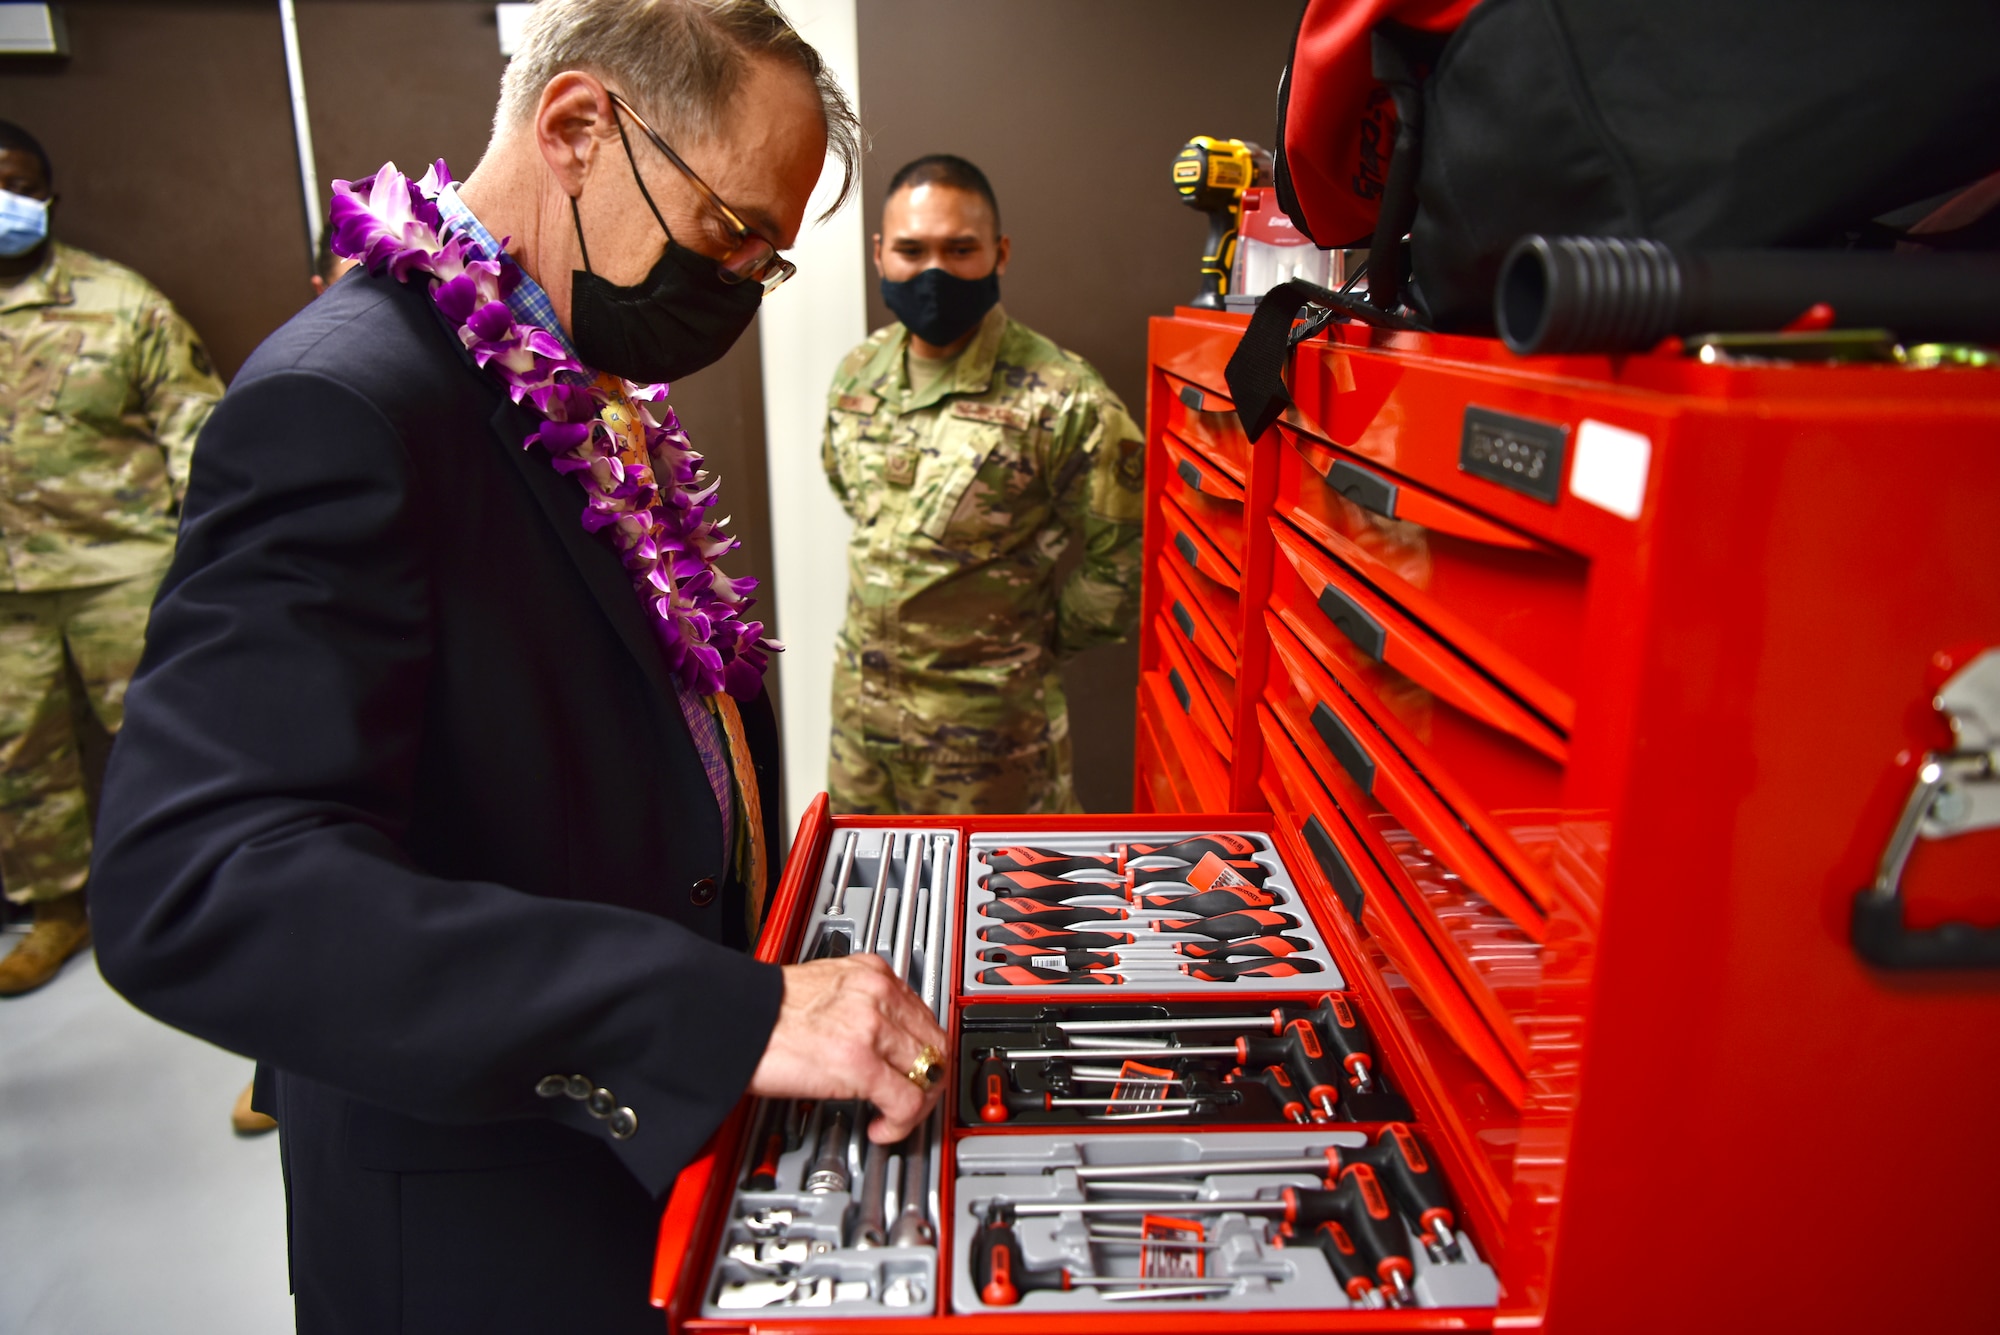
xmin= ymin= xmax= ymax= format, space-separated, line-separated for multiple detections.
xmin=963 ymin=830 xmax=1342 ymax=992
xmin=658 ymin=815 xmax=1507 ymax=1332
xmin=698 ymin=829 xmax=959 ymax=1318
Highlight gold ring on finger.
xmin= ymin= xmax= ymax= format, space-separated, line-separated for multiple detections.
xmin=904 ymin=1043 xmax=944 ymax=1092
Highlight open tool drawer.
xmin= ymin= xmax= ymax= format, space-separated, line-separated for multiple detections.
xmin=652 ymin=804 xmax=1512 ymax=1332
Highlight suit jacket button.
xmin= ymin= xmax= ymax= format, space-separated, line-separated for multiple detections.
xmin=608 ymin=1107 xmax=639 ymax=1140
xmin=691 ymin=876 xmax=718 ymax=906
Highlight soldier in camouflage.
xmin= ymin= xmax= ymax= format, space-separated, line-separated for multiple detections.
xmin=823 ymin=155 xmax=1143 ymax=815
xmin=0 ymin=121 xmax=222 ymax=995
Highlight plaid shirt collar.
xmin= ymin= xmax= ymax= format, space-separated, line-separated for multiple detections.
xmin=434 ymin=185 xmax=579 ymax=360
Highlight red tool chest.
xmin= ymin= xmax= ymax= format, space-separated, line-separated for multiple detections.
xmin=1131 ymin=309 xmax=2000 ymax=1329
xmin=649 ymin=312 xmax=2000 ymax=1333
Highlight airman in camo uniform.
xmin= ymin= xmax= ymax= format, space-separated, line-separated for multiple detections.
xmin=823 ymin=155 xmax=1143 ymax=815
xmin=0 ymin=121 xmax=222 ymax=994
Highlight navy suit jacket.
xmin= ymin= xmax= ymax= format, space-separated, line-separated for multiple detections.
xmin=91 ymin=269 xmax=784 ymax=1331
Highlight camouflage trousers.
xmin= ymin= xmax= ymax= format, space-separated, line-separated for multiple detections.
xmin=827 ymin=726 xmax=1083 ymax=817
xmin=0 ymin=572 xmax=158 ymax=904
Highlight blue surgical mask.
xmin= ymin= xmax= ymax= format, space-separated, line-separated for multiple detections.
xmin=0 ymin=189 xmax=50 ymax=258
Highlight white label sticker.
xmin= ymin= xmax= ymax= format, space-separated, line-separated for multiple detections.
xmin=1031 ymin=955 xmax=1067 ymax=971
xmin=1569 ymin=418 xmax=1652 ymax=520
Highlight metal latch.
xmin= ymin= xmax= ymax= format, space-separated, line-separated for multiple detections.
xmin=1851 ymin=649 xmax=2000 ymax=969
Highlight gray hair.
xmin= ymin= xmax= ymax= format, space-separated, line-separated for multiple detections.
xmin=497 ymin=0 xmax=862 ymax=219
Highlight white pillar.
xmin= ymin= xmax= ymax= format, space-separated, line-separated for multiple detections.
xmin=758 ymin=0 xmax=864 ymax=833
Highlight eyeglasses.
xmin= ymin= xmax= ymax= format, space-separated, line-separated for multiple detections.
xmin=607 ymin=91 xmax=796 ymax=296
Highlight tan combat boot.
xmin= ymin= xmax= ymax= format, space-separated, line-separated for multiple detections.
xmin=0 ymin=893 xmax=91 ymax=996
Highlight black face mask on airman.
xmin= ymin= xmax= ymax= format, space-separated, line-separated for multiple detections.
xmin=880 ymin=266 xmax=1000 ymax=348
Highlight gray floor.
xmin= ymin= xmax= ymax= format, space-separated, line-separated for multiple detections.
xmin=0 ymin=930 xmax=292 ymax=1334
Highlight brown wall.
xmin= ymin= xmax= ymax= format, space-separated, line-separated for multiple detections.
xmin=855 ymin=0 xmax=1300 ymax=810
xmin=0 ymin=0 xmax=1301 ymax=812
xmin=0 ymin=0 xmax=778 ymax=709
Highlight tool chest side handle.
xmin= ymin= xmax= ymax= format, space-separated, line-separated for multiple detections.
xmin=1851 ymin=649 xmax=2000 ymax=970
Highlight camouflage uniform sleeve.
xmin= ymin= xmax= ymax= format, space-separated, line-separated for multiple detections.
xmin=1050 ymin=380 xmax=1146 ymax=658
xmin=131 ymin=294 xmax=225 ymax=509
xmin=821 ymin=352 xmax=862 ymax=515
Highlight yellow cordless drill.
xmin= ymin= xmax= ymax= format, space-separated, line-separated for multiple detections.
xmin=1172 ymin=137 xmax=1270 ymax=309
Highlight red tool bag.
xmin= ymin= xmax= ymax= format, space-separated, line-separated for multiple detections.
xmin=1273 ymin=0 xmax=2000 ymax=333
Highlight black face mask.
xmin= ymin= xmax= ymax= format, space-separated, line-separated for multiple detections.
xmin=881 ymin=266 xmax=999 ymax=348
xmin=567 ymin=130 xmax=763 ymax=384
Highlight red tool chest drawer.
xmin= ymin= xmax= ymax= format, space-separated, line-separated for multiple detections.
xmin=1273 ymin=422 xmax=1585 ymax=735
xmin=1139 ymin=668 xmax=1228 ymax=812
xmin=1161 ymin=431 xmax=1247 ymax=572
xmin=1155 ymin=609 xmax=1236 ymax=745
xmin=1157 ymin=559 xmax=1237 ymax=682
xmin=654 ymin=806 xmax=1508 ymax=1330
xmin=1160 ymin=375 xmax=1252 ymax=486
xmin=1129 ymin=305 xmax=2000 ymax=1334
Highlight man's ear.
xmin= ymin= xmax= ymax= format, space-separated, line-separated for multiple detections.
xmin=993 ymin=234 xmax=1011 ymax=278
xmin=310 ymin=275 xmax=328 ymax=297
xmin=870 ymin=231 xmax=884 ymax=277
xmin=535 ymin=72 xmax=613 ymax=198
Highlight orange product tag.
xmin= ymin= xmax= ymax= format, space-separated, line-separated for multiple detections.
xmin=1108 ymin=1060 xmax=1177 ymax=1115
xmin=1186 ymin=851 xmax=1255 ymax=893
xmin=1140 ymin=1215 xmax=1206 ymax=1278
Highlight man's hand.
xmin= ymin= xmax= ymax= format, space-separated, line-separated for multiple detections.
xmin=747 ymin=953 xmax=948 ymax=1144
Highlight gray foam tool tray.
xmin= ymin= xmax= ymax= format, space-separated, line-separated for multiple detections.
xmin=950 ymin=1131 xmax=1499 ymax=1314
xmin=699 ymin=827 xmax=958 ymax=1318
xmin=964 ymin=829 xmax=1344 ymax=994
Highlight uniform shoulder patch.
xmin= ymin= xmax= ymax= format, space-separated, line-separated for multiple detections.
xmin=837 ymin=391 xmax=881 ymax=414
xmin=950 ymin=400 xmax=1031 ymax=432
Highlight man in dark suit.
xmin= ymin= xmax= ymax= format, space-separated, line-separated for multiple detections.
xmin=87 ymin=3 xmax=942 ymax=1331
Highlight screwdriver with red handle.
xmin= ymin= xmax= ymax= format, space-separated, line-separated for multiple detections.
xmin=980 ymin=888 xmax=1282 ymax=927
xmin=1146 ymin=909 xmax=1303 ymax=938
xmin=976 ymin=935 xmax=1311 ymax=968
xmin=982 ymin=834 xmax=1262 ymax=874
xmin=978 ymin=958 xmax=1325 ymax=986
xmin=981 ymin=848 xmax=1148 ymax=877
xmin=985 ymin=864 xmax=1271 ymax=901
xmin=1129 ymin=883 xmax=1279 ymax=912
xmin=1116 ymin=833 xmax=1264 ymax=865
xmin=976 ymin=912 xmax=1303 ymax=949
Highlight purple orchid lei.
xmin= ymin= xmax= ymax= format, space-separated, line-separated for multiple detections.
xmin=326 ymin=160 xmax=778 ymax=701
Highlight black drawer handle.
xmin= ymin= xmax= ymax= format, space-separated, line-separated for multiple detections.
xmin=1173 ymin=531 xmax=1200 ymax=571
xmin=1320 ymin=457 xmax=1399 ymax=519
xmin=1311 ymin=700 xmax=1376 ymax=796
xmin=1168 ymin=668 xmax=1193 ymax=714
xmin=1178 ymin=384 xmax=1213 ymax=413
xmin=1176 ymin=458 xmax=1203 ymax=492
xmin=1171 ymin=600 xmax=1196 ymax=641
xmin=1302 ymin=815 xmax=1365 ymax=925
xmin=1317 ymin=583 xmax=1386 ymax=661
